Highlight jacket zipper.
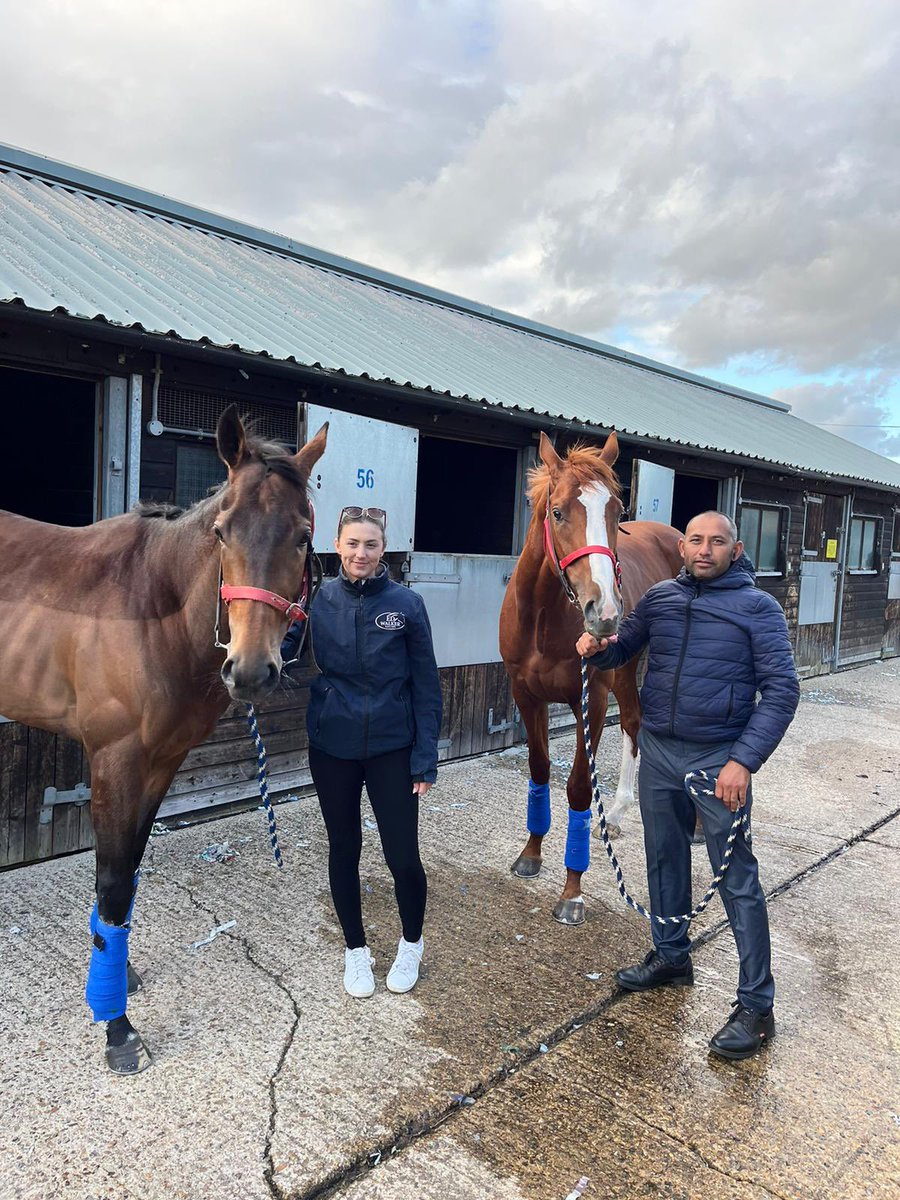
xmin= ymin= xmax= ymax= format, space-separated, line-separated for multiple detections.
xmin=668 ymin=585 xmax=698 ymax=736
xmin=358 ymin=591 xmax=369 ymax=756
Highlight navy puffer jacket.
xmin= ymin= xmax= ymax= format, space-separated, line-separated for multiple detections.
xmin=300 ymin=566 xmax=442 ymax=782
xmin=587 ymin=554 xmax=799 ymax=772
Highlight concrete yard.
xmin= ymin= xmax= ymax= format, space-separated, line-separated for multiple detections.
xmin=1 ymin=661 xmax=898 ymax=1200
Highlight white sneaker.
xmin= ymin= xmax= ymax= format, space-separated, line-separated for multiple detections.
xmin=343 ymin=946 xmax=375 ymax=998
xmin=386 ymin=937 xmax=424 ymax=994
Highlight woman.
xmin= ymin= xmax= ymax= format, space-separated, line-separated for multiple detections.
xmin=290 ymin=506 xmax=441 ymax=998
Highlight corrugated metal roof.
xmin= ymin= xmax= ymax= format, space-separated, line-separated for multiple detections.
xmin=2 ymin=148 xmax=899 ymax=490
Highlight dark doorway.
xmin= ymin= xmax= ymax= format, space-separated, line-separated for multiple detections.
xmin=671 ymin=473 xmax=720 ymax=534
xmin=415 ymin=436 xmax=518 ymax=554
xmin=0 ymin=367 xmax=96 ymax=525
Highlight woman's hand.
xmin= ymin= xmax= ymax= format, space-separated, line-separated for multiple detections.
xmin=412 ymin=781 xmax=432 ymax=797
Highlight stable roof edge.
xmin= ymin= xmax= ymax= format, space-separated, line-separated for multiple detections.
xmin=0 ymin=141 xmax=790 ymax=416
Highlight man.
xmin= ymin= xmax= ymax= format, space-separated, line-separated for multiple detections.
xmin=576 ymin=511 xmax=799 ymax=1060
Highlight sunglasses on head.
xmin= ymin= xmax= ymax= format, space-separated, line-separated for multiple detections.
xmin=337 ymin=506 xmax=387 ymax=534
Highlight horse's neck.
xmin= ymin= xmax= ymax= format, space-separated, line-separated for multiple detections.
xmin=153 ymin=506 xmax=222 ymax=668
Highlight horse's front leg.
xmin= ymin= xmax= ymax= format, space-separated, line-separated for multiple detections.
xmin=85 ymin=747 xmax=161 ymax=1075
xmin=554 ymin=676 xmax=609 ymax=925
xmin=510 ymin=685 xmax=550 ymax=878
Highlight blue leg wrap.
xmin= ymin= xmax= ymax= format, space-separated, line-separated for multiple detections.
xmin=85 ymin=875 xmax=138 ymax=1024
xmin=86 ymin=909 xmax=131 ymax=1022
xmin=564 ymin=807 xmax=592 ymax=873
xmin=527 ymin=780 xmax=551 ymax=837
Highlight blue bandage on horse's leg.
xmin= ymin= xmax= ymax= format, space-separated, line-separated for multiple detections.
xmin=85 ymin=906 xmax=131 ymax=1023
xmin=564 ymin=807 xmax=592 ymax=872
xmin=527 ymin=780 xmax=551 ymax=836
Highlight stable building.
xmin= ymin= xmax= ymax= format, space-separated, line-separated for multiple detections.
xmin=2 ymin=143 xmax=899 ymax=868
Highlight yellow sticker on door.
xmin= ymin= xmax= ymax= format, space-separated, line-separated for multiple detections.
xmin=825 ymin=539 xmax=838 ymax=560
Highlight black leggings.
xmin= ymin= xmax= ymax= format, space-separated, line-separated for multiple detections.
xmin=308 ymin=745 xmax=427 ymax=949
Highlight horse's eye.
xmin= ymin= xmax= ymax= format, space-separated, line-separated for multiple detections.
xmin=552 ymin=507 xmax=563 ymax=521
xmin=213 ymin=526 xmax=224 ymax=542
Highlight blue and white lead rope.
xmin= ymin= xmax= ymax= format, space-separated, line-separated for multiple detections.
xmin=246 ymin=703 xmax=284 ymax=868
xmin=580 ymin=658 xmax=750 ymax=925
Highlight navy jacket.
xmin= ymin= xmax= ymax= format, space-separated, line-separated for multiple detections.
xmin=587 ymin=554 xmax=799 ymax=772
xmin=297 ymin=567 xmax=442 ymax=782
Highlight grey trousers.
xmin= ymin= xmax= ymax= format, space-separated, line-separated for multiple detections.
xmin=637 ymin=728 xmax=775 ymax=1013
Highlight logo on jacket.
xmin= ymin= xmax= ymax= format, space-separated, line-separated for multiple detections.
xmin=375 ymin=611 xmax=406 ymax=631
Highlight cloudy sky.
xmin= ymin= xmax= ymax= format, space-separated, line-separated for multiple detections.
xmin=2 ymin=0 xmax=898 ymax=458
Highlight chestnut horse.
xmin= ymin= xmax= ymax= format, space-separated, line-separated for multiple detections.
xmin=0 ymin=406 xmax=327 ymax=1073
xmin=499 ymin=431 xmax=682 ymax=923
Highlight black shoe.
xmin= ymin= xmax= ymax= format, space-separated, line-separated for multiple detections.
xmin=615 ymin=950 xmax=694 ymax=992
xmin=708 ymin=1001 xmax=775 ymax=1060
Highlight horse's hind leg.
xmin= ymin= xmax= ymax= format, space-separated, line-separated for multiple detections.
xmin=510 ymin=685 xmax=550 ymax=878
xmin=122 ymin=806 xmax=162 ymax=998
xmin=554 ymin=676 xmax=609 ymax=925
xmin=604 ymin=660 xmax=642 ymax=837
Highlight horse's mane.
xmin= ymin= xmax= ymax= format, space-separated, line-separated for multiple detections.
xmin=527 ymin=441 xmax=621 ymax=509
xmin=135 ymin=430 xmax=307 ymax=521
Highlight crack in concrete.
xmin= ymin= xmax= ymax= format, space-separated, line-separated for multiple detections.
xmin=285 ymin=802 xmax=900 ymax=1199
xmin=624 ymin=1108 xmax=792 ymax=1200
xmin=150 ymin=863 xmax=302 ymax=1200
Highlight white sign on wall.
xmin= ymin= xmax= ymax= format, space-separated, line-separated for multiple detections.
xmin=631 ymin=459 xmax=675 ymax=524
xmin=302 ymin=405 xmax=419 ymax=552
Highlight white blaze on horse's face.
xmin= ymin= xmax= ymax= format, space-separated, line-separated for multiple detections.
xmin=578 ymin=482 xmax=623 ymax=631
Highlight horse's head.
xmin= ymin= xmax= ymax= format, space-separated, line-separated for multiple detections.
xmin=535 ymin=431 xmax=625 ymax=639
xmin=214 ymin=405 xmax=328 ymax=702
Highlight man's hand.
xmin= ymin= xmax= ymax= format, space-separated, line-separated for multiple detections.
xmin=413 ymin=781 xmax=432 ymax=797
xmin=576 ymin=632 xmax=613 ymax=657
xmin=715 ymin=760 xmax=750 ymax=811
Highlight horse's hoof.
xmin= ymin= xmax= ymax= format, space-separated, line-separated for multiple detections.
xmin=511 ymin=853 xmax=542 ymax=878
xmin=105 ymin=1031 xmax=152 ymax=1075
xmin=126 ymin=961 xmax=143 ymax=995
xmin=552 ymin=897 xmax=586 ymax=925
xmin=593 ymin=821 xmax=621 ymax=840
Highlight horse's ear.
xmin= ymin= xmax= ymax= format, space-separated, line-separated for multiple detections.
xmin=295 ymin=421 xmax=328 ymax=474
xmin=216 ymin=404 xmax=250 ymax=469
xmin=538 ymin=431 xmax=564 ymax=475
xmin=600 ymin=430 xmax=620 ymax=466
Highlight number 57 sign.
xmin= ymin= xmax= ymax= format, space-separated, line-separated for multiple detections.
xmin=303 ymin=404 xmax=419 ymax=551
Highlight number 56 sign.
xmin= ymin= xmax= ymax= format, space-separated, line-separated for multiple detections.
xmin=304 ymin=404 xmax=419 ymax=551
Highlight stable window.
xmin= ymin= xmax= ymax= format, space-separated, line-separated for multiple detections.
xmin=175 ymin=443 xmax=227 ymax=508
xmin=414 ymin=436 xmax=518 ymax=555
xmin=891 ymin=511 xmax=900 ymax=557
xmin=847 ymin=516 xmax=880 ymax=572
xmin=0 ymin=366 xmax=97 ymax=525
xmin=739 ymin=504 xmax=784 ymax=574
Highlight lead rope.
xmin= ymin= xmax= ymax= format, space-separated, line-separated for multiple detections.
xmin=580 ymin=658 xmax=750 ymax=924
xmin=245 ymin=704 xmax=283 ymax=869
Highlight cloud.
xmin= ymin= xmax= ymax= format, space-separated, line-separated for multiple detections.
xmin=1 ymin=0 xmax=897 ymax=453
xmin=773 ymin=376 xmax=900 ymax=459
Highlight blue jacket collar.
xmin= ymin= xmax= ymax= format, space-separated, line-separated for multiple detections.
xmin=676 ymin=551 xmax=757 ymax=591
xmin=338 ymin=562 xmax=391 ymax=596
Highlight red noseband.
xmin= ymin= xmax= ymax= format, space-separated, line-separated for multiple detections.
xmin=219 ymin=585 xmax=308 ymax=622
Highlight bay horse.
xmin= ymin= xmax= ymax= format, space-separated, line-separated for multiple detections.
xmin=0 ymin=405 xmax=327 ymax=1073
xmin=499 ymin=431 xmax=682 ymax=924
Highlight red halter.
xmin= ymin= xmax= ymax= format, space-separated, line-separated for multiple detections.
xmin=214 ymin=502 xmax=317 ymax=649
xmin=219 ymin=585 xmax=309 ymax=623
xmin=543 ymin=495 xmax=622 ymax=605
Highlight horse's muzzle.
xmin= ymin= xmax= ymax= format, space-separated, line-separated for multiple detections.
xmin=582 ymin=599 xmax=621 ymax=641
xmin=220 ymin=656 xmax=281 ymax=701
